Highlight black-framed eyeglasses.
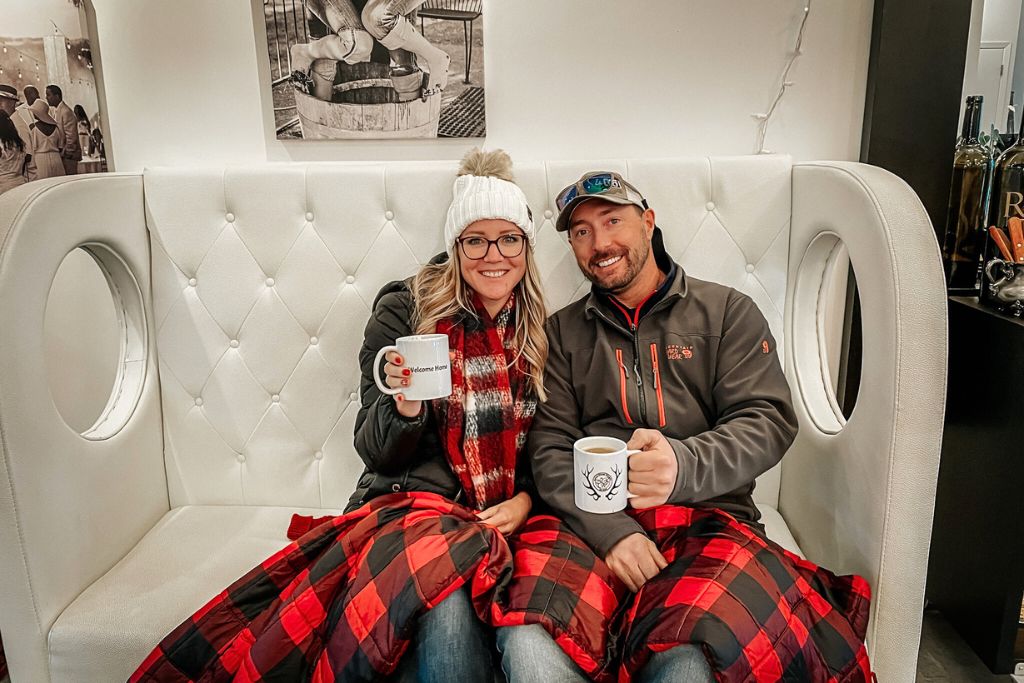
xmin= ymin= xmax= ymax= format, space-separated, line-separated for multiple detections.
xmin=457 ymin=233 xmax=526 ymax=260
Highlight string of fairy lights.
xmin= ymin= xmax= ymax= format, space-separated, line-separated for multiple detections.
xmin=752 ymin=0 xmax=812 ymax=154
xmin=0 ymin=19 xmax=94 ymax=88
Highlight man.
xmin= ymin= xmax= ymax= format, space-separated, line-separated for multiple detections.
xmin=12 ymin=85 xmax=36 ymax=181
xmin=46 ymin=85 xmax=79 ymax=175
xmin=499 ymin=172 xmax=799 ymax=681
xmin=21 ymin=84 xmax=38 ymax=107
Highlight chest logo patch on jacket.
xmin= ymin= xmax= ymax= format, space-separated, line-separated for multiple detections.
xmin=762 ymin=340 xmax=771 ymax=354
xmin=667 ymin=344 xmax=693 ymax=360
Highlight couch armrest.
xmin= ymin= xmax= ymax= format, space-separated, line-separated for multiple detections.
xmin=783 ymin=162 xmax=946 ymax=683
xmin=0 ymin=175 xmax=168 ymax=681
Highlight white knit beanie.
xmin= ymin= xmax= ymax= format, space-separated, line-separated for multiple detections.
xmin=443 ymin=149 xmax=536 ymax=256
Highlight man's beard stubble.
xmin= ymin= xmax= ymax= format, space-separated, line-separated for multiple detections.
xmin=581 ymin=235 xmax=652 ymax=294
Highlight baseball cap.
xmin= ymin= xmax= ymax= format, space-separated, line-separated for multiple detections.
xmin=554 ymin=171 xmax=648 ymax=231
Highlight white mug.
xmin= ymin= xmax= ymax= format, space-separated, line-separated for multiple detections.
xmin=374 ymin=334 xmax=452 ymax=401
xmin=573 ymin=436 xmax=641 ymax=514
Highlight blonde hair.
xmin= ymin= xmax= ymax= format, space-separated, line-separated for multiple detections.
xmin=412 ymin=249 xmax=548 ymax=401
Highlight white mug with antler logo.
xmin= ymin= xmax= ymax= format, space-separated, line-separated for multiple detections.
xmin=573 ymin=436 xmax=641 ymax=514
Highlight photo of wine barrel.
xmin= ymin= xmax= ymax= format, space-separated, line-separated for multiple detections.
xmin=295 ymin=60 xmax=442 ymax=138
xmin=263 ymin=0 xmax=484 ymax=140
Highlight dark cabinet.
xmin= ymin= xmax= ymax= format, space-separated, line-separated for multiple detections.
xmin=926 ymin=296 xmax=1024 ymax=674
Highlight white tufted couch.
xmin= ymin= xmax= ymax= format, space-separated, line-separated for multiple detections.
xmin=0 ymin=156 xmax=946 ymax=682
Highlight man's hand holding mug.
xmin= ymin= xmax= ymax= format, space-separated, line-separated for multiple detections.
xmin=571 ymin=429 xmax=678 ymax=591
xmin=625 ymin=428 xmax=678 ymax=509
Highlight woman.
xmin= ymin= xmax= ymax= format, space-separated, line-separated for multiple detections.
xmin=0 ymin=112 xmax=27 ymax=194
xmin=131 ymin=149 xmax=547 ymax=683
xmin=27 ymin=99 xmax=64 ymax=179
xmin=89 ymin=124 xmax=104 ymax=160
xmin=74 ymin=105 xmax=90 ymax=157
xmin=349 ymin=147 xmax=545 ymax=680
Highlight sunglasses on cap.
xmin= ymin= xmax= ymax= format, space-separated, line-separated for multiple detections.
xmin=554 ymin=172 xmax=646 ymax=212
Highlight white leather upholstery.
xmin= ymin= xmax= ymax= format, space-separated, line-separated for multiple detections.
xmin=146 ymin=157 xmax=791 ymax=511
xmin=0 ymin=176 xmax=167 ymax=682
xmin=783 ymin=162 xmax=948 ymax=683
xmin=757 ymin=504 xmax=803 ymax=559
xmin=49 ymin=505 xmax=340 ymax=683
xmin=0 ymin=157 xmax=945 ymax=683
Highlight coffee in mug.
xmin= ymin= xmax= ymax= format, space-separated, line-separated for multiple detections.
xmin=573 ymin=436 xmax=641 ymax=514
xmin=374 ymin=334 xmax=452 ymax=401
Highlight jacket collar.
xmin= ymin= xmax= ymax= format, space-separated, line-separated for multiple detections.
xmin=583 ymin=227 xmax=688 ymax=320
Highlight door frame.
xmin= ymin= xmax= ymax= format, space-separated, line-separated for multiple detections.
xmin=979 ymin=40 xmax=1014 ymax=132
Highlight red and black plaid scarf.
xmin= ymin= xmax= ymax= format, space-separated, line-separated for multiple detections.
xmin=433 ymin=292 xmax=536 ymax=510
xmin=131 ymin=495 xmax=873 ymax=683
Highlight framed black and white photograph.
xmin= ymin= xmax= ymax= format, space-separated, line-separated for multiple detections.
xmin=0 ymin=0 xmax=108 ymax=197
xmin=263 ymin=0 xmax=485 ymax=140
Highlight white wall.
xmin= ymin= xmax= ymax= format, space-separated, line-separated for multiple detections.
xmin=86 ymin=0 xmax=873 ymax=171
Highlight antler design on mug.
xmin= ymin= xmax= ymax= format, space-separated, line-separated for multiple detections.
xmin=606 ymin=464 xmax=625 ymax=500
xmin=580 ymin=465 xmax=602 ymax=501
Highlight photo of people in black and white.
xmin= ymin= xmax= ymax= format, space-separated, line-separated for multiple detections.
xmin=265 ymin=0 xmax=484 ymax=140
xmin=0 ymin=0 xmax=107 ymax=196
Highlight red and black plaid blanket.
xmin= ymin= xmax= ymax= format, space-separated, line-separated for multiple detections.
xmin=1 ymin=631 xmax=7 ymax=680
xmin=130 ymin=493 xmax=872 ymax=683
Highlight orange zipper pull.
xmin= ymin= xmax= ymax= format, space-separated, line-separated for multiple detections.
xmin=615 ymin=348 xmax=633 ymax=424
xmin=649 ymin=343 xmax=666 ymax=428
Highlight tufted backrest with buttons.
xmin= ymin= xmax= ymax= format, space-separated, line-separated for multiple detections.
xmin=145 ymin=155 xmax=793 ymax=509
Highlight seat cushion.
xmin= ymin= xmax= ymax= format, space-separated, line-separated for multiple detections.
xmin=757 ymin=503 xmax=804 ymax=557
xmin=49 ymin=503 xmax=803 ymax=682
xmin=48 ymin=505 xmax=342 ymax=683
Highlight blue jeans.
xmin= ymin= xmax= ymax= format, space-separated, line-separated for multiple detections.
xmin=496 ymin=624 xmax=714 ymax=683
xmin=391 ymin=588 xmax=494 ymax=683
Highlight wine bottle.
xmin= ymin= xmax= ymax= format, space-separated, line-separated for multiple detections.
xmin=942 ymin=95 xmax=988 ymax=294
xmin=983 ymin=99 xmax=1024 ymax=306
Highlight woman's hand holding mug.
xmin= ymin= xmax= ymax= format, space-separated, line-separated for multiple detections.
xmin=375 ymin=334 xmax=453 ymax=418
xmin=381 ymin=350 xmax=423 ymax=418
